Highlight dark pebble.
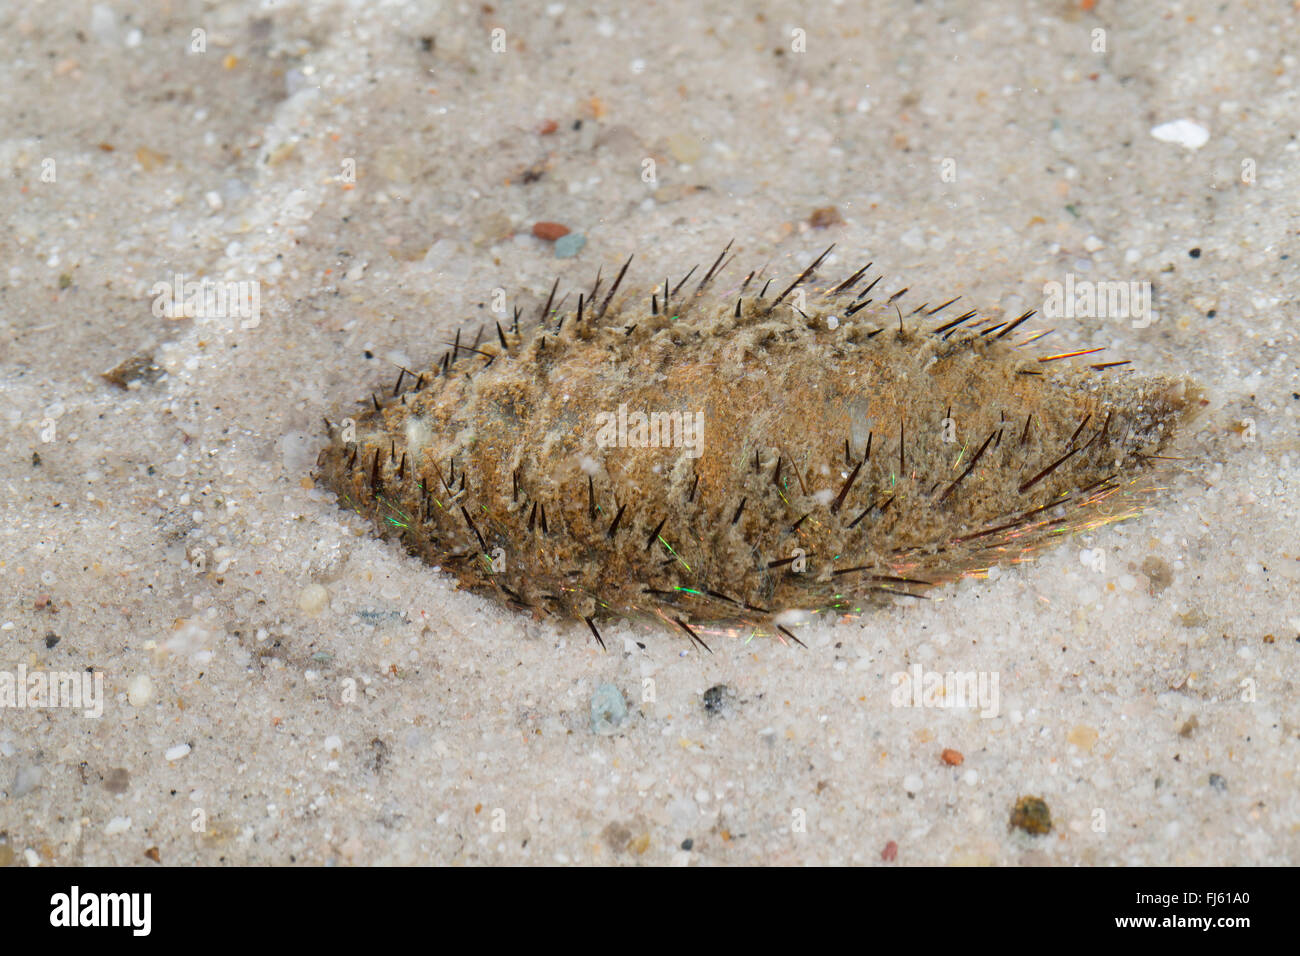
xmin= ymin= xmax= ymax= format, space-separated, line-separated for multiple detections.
xmin=702 ymin=684 xmax=732 ymax=714
xmin=1010 ymin=795 xmax=1052 ymax=835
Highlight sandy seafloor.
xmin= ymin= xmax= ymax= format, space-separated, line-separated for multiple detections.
xmin=1 ymin=0 xmax=1297 ymax=866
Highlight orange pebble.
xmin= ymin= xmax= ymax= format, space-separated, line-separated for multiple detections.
xmin=532 ymin=221 xmax=571 ymax=241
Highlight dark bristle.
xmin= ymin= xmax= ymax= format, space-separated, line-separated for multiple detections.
xmin=934 ymin=309 xmax=978 ymax=335
xmin=926 ymin=295 xmax=961 ymax=315
xmin=731 ymin=497 xmax=747 ymax=525
xmin=1068 ymin=413 xmax=1093 ymax=448
xmin=538 ymin=276 xmax=559 ymax=323
xmin=597 ymin=254 xmax=634 ymax=319
xmin=1013 ymin=413 xmax=1034 ymax=447
xmin=584 ymin=616 xmax=607 ymax=652
xmin=671 ymin=264 xmax=698 ymax=296
xmin=459 ymin=505 xmax=487 ymax=552
xmin=767 ymin=243 xmax=835 ymax=312
xmin=607 ymin=502 xmax=627 ymax=538
xmin=776 ymin=624 xmax=807 ymax=648
xmin=645 ymin=515 xmax=667 ymax=552
xmin=829 ymin=262 xmax=872 ymax=296
xmin=1038 ymin=347 xmax=1106 ymax=364
xmin=847 ymin=503 xmax=872 ymax=529
xmin=1018 ymin=446 xmax=1081 ymax=493
xmin=898 ymin=420 xmax=906 ymax=478
xmin=830 ymin=458 xmax=864 ymax=514
xmin=695 ymin=240 xmax=734 ymax=295
xmin=995 ymin=309 xmax=1037 ymax=339
xmin=857 ymin=275 xmax=883 ymax=299
xmin=673 ymin=617 xmax=712 ymax=654
xmin=936 ymin=429 xmax=999 ymax=504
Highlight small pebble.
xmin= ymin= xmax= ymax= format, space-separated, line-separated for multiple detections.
xmin=127 ymin=674 xmax=154 ymax=707
xmin=298 ymin=583 xmax=329 ymax=614
xmin=1142 ymin=555 xmax=1173 ymax=594
xmin=589 ymin=683 xmax=628 ymax=735
xmin=104 ymin=767 xmax=130 ymax=794
xmin=881 ymin=840 xmax=898 ymax=862
xmin=1010 ymin=795 xmax=1052 ymax=835
xmin=680 ymin=838 xmax=693 ymax=851
xmin=554 ymin=232 xmax=586 ymax=258
xmin=666 ymin=132 xmax=702 ymax=163
xmin=164 ymin=743 xmax=191 ymax=761
xmin=702 ymin=684 xmax=733 ymax=715
xmin=1150 ymin=119 xmax=1210 ymax=150
xmin=104 ymin=816 xmax=131 ymax=835
xmin=809 ymin=206 xmax=844 ymax=228
xmin=13 ymin=765 xmax=42 ymax=798
xmin=940 ymin=748 xmax=964 ymax=766
xmin=531 ymin=221 xmax=571 ymax=241
xmin=1209 ymin=773 xmax=1227 ymax=792
xmin=1067 ymin=725 xmax=1099 ymax=752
